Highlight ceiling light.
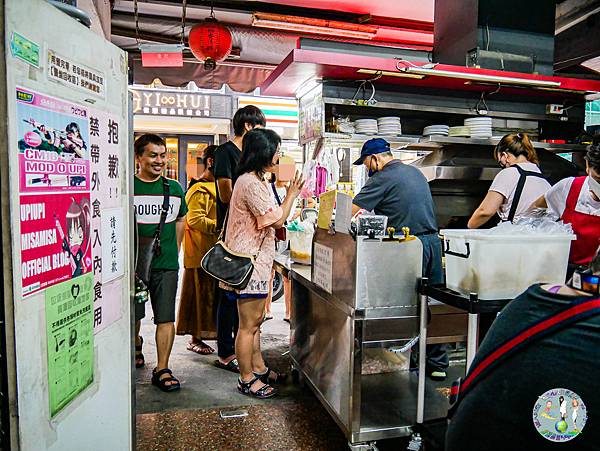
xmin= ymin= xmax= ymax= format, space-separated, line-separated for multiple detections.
xmin=252 ymin=13 xmax=377 ymax=40
xmin=398 ymin=67 xmax=561 ymax=88
xmin=357 ymin=69 xmax=425 ymax=79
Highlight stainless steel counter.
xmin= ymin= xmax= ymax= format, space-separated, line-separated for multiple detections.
xmin=285 ymin=229 xmax=454 ymax=449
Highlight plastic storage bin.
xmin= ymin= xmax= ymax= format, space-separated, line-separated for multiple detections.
xmin=289 ymin=229 xmax=314 ymax=265
xmin=441 ymin=229 xmax=575 ymax=300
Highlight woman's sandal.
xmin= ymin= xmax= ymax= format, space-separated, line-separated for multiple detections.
xmin=135 ymin=337 xmax=145 ymax=368
xmin=152 ymin=368 xmax=181 ymax=392
xmin=187 ymin=341 xmax=215 ymax=355
xmin=254 ymin=366 xmax=288 ymax=385
xmin=237 ymin=376 xmax=277 ymax=399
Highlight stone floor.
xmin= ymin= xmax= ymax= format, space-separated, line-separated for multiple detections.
xmin=135 ymin=286 xmax=449 ymax=450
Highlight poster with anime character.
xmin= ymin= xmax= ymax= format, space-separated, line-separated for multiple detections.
xmin=16 ymin=87 xmax=90 ymax=193
xmin=20 ymin=193 xmax=92 ymax=296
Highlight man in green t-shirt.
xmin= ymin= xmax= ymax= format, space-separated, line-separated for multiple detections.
xmin=134 ymin=134 xmax=187 ymax=392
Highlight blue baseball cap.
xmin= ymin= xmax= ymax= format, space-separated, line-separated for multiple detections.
xmin=353 ymin=138 xmax=390 ymax=165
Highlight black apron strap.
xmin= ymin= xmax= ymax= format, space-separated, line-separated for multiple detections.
xmin=507 ymin=164 xmax=547 ymax=223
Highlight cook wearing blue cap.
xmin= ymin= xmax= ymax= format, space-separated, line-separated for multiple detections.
xmin=353 ymin=138 xmax=391 ymax=166
xmin=351 ymin=137 xmax=449 ymax=381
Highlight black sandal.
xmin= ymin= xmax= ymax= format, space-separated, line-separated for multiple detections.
xmin=237 ymin=376 xmax=277 ymax=399
xmin=152 ymin=368 xmax=181 ymax=392
xmin=135 ymin=337 xmax=145 ymax=368
xmin=254 ymin=366 xmax=288 ymax=385
xmin=214 ymin=358 xmax=239 ymax=373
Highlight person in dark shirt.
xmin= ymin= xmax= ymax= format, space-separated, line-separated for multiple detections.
xmin=352 ymin=138 xmax=447 ymax=379
xmin=446 ymin=248 xmax=600 ymax=450
xmin=213 ymin=105 xmax=266 ymax=372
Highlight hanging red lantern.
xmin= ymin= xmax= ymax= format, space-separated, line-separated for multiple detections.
xmin=188 ymin=17 xmax=233 ymax=70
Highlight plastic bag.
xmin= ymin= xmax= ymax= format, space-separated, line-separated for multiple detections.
xmin=300 ymin=160 xmax=317 ymax=199
xmin=485 ymin=208 xmax=573 ymax=235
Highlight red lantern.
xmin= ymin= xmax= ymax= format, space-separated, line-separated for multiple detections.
xmin=189 ymin=18 xmax=233 ymax=70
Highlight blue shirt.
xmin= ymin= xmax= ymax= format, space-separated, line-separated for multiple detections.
xmin=353 ymin=160 xmax=437 ymax=235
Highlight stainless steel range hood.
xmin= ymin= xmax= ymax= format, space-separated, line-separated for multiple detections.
xmin=410 ymin=144 xmax=581 ymax=228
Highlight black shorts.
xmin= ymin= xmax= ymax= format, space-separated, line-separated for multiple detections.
xmin=135 ymin=269 xmax=178 ymax=324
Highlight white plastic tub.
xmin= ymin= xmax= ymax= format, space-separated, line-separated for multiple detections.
xmin=441 ymin=229 xmax=575 ymax=300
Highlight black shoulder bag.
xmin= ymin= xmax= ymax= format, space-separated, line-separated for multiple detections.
xmin=201 ymin=209 xmax=259 ymax=290
xmin=135 ymin=177 xmax=170 ymax=284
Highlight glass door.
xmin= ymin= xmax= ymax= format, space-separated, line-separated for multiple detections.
xmin=179 ymin=136 xmax=214 ymax=189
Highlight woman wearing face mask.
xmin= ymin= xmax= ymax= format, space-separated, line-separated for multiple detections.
xmin=532 ymin=144 xmax=600 ymax=272
xmin=468 ymin=133 xmax=551 ymax=228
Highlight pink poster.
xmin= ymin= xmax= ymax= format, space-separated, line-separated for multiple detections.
xmin=16 ymin=87 xmax=90 ymax=193
xmin=20 ymin=193 xmax=92 ymax=296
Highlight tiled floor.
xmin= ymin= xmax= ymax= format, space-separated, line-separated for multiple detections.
xmin=135 ymin=289 xmax=447 ymax=450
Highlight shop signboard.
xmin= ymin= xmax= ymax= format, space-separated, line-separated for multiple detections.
xmin=299 ymin=85 xmax=323 ymax=145
xmin=130 ymin=88 xmax=232 ymax=119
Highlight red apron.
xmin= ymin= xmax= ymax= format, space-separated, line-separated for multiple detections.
xmin=561 ymin=176 xmax=600 ymax=265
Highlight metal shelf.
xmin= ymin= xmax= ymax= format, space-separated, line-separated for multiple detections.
xmin=322 ymin=132 xmax=420 ymax=144
xmin=407 ymin=135 xmax=589 ymax=152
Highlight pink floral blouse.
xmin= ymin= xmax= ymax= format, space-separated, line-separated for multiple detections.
xmin=221 ymin=172 xmax=283 ymax=297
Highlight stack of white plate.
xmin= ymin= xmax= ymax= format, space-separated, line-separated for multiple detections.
xmin=355 ymin=119 xmax=378 ymax=135
xmin=377 ymin=117 xmax=401 ymax=136
xmin=448 ymin=126 xmax=471 ymax=137
xmin=423 ymin=125 xmax=450 ymax=136
xmin=464 ymin=117 xmax=492 ymax=138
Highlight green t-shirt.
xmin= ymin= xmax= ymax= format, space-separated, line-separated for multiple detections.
xmin=134 ymin=176 xmax=187 ymax=270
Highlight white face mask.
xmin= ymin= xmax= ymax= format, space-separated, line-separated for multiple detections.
xmin=588 ymin=175 xmax=600 ymax=200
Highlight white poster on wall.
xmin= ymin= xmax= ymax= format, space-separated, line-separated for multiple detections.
xmin=101 ymin=207 xmax=125 ymax=283
xmin=92 ymin=278 xmax=123 ymax=334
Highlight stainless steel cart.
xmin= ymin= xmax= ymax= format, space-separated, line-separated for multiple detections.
xmin=289 ymin=228 xmax=454 ymax=450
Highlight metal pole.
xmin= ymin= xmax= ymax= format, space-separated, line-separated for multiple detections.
xmin=466 ymin=294 xmax=480 ymax=371
xmin=416 ymin=280 xmax=428 ymax=424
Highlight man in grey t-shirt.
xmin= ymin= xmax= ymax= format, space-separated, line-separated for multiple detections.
xmin=352 ymin=138 xmax=448 ymax=380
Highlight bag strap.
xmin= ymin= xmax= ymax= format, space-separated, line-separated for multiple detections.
xmin=155 ymin=177 xmax=171 ymax=238
xmin=507 ymin=164 xmax=548 ymax=223
xmin=217 ymin=209 xmax=229 ymax=241
xmin=271 ymin=182 xmax=283 ymax=206
xmin=449 ymin=294 xmax=600 ymax=415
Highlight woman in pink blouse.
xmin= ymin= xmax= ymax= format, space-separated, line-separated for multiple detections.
xmin=222 ymin=128 xmax=304 ymax=398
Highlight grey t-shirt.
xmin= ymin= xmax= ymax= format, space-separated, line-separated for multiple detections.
xmin=353 ymin=160 xmax=438 ymax=235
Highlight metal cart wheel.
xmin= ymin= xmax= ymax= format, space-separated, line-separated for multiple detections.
xmin=272 ymin=271 xmax=284 ymax=301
